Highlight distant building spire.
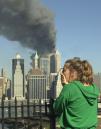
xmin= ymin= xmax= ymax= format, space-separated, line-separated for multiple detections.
xmin=56 ymin=50 xmax=60 ymax=55
xmin=1 ymin=68 xmax=6 ymax=77
xmin=33 ymin=51 xmax=39 ymax=69
xmin=16 ymin=53 xmax=21 ymax=59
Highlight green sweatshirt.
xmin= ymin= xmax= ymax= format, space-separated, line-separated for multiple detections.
xmin=53 ymin=81 xmax=100 ymax=129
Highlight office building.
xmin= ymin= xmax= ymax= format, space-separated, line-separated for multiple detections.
xmin=12 ymin=53 xmax=25 ymax=99
xmin=0 ymin=69 xmax=11 ymax=99
xmin=94 ymin=73 xmax=101 ymax=93
xmin=50 ymin=72 xmax=63 ymax=99
xmin=39 ymin=55 xmax=50 ymax=75
xmin=0 ymin=76 xmax=4 ymax=98
xmin=27 ymin=68 xmax=50 ymax=100
xmin=50 ymin=50 xmax=61 ymax=73
xmin=27 ymin=52 xmax=50 ymax=100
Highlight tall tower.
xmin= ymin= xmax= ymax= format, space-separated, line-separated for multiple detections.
xmin=12 ymin=53 xmax=25 ymax=99
xmin=28 ymin=73 xmax=50 ymax=100
xmin=94 ymin=73 xmax=101 ymax=92
xmin=32 ymin=51 xmax=39 ymax=69
xmin=50 ymin=71 xmax=63 ymax=99
xmin=39 ymin=55 xmax=50 ymax=75
xmin=50 ymin=50 xmax=61 ymax=73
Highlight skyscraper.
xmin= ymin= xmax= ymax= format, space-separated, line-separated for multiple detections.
xmin=94 ymin=73 xmax=101 ymax=92
xmin=0 ymin=69 xmax=10 ymax=99
xmin=27 ymin=50 xmax=61 ymax=100
xmin=12 ymin=53 xmax=25 ymax=99
xmin=39 ymin=55 xmax=50 ymax=75
xmin=27 ymin=52 xmax=50 ymax=100
xmin=50 ymin=50 xmax=61 ymax=73
xmin=0 ymin=76 xmax=4 ymax=98
xmin=28 ymin=73 xmax=49 ymax=100
xmin=50 ymin=71 xmax=63 ymax=99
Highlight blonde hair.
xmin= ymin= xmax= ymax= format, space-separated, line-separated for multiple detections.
xmin=63 ymin=58 xmax=93 ymax=84
xmin=64 ymin=58 xmax=83 ymax=82
xmin=81 ymin=60 xmax=93 ymax=85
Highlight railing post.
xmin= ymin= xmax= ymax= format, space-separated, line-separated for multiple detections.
xmin=8 ymin=100 xmax=11 ymax=118
xmin=27 ymin=97 xmax=30 ymax=117
xmin=39 ymin=99 xmax=43 ymax=129
xmin=27 ymin=97 xmax=30 ymax=129
xmin=49 ymin=99 xmax=56 ymax=129
xmin=45 ymin=100 xmax=47 ymax=116
xmin=33 ymin=100 xmax=36 ymax=116
xmin=21 ymin=101 xmax=24 ymax=118
xmin=15 ymin=97 xmax=17 ymax=129
xmin=1 ymin=96 xmax=4 ymax=129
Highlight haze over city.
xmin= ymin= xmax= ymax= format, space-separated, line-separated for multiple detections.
xmin=0 ymin=0 xmax=101 ymax=77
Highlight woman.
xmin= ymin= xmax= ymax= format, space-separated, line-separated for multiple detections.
xmin=53 ymin=58 xmax=100 ymax=129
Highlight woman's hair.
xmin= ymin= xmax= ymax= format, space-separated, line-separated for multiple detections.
xmin=64 ymin=58 xmax=83 ymax=82
xmin=81 ymin=60 xmax=93 ymax=85
xmin=63 ymin=58 xmax=93 ymax=84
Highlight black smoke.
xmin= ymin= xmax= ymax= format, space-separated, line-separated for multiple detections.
xmin=0 ymin=0 xmax=56 ymax=54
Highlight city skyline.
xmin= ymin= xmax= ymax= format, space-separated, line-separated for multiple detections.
xmin=0 ymin=0 xmax=101 ymax=77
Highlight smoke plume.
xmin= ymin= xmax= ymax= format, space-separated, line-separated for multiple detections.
xmin=0 ymin=0 xmax=56 ymax=54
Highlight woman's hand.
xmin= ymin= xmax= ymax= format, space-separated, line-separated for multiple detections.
xmin=61 ymin=73 xmax=68 ymax=86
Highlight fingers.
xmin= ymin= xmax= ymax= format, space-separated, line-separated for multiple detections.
xmin=61 ymin=73 xmax=68 ymax=85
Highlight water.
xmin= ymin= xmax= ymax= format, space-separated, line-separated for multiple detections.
xmin=0 ymin=120 xmax=50 ymax=129
xmin=0 ymin=99 xmax=50 ymax=129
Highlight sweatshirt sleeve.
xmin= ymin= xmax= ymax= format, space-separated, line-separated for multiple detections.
xmin=53 ymin=84 xmax=70 ymax=116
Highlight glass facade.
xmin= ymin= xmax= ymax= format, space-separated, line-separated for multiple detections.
xmin=28 ymin=75 xmax=49 ymax=100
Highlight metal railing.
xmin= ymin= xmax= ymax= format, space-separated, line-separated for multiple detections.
xmin=0 ymin=97 xmax=101 ymax=129
xmin=0 ymin=97 xmax=56 ymax=129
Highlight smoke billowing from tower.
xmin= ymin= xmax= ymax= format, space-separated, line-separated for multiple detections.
xmin=0 ymin=0 xmax=56 ymax=54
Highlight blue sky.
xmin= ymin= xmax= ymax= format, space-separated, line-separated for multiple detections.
xmin=0 ymin=0 xmax=101 ymax=77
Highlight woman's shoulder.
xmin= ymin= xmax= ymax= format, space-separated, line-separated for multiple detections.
xmin=63 ymin=81 xmax=79 ymax=90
